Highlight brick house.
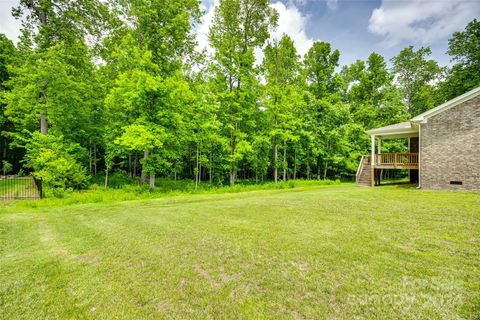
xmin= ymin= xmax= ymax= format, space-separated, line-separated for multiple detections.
xmin=356 ymin=86 xmax=480 ymax=191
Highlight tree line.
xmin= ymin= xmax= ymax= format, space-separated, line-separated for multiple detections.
xmin=0 ymin=0 xmax=478 ymax=191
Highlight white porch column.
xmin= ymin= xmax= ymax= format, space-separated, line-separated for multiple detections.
xmin=377 ymin=139 xmax=381 ymax=154
xmin=371 ymin=135 xmax=375 ymax=166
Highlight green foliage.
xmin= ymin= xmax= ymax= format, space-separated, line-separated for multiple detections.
xmin=440 ymin=19 xmax=480 ymax=101
xmin=1 ymin=0 xmax=478 ymax=196
xmin=5 ymin=41 xmax=100 ymax=146
xmin=392 ymin=46 xmax=442 ymax=117
xmin=209 ymin=0 xmax=278 ymax=185
xmin=1 ymin=160 xmax=12 ymax=175
xmin=24 ymin=133 xmax=88 ymax=190
xmin=13 ymin=0 xmax=112 ymax=50
xmin=304 ymin=41 xmax=340 ymax=98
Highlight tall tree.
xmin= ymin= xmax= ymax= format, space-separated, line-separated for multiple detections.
xmin=263 ymin=34 xmax=301 ymax=182
xmin=303 ymin=41 xmax=340 ymax=99
xmin=440 ymin=19 xmax=480 ymax=100
xmin=343 ymin=52 xmax=406 ymax=129
xmin=0 ymin=35 xmax=16 ymax=168
xmin=105 ymin=34 xmax=163 ymax=187
xmin=392 ymin=46 xmax=442 ymax=117
xmin=119 ymin=0 xmax=201 ymax=76
xmin=5 ymin=41 xmax=98 ymax=149
xmin=341 ymin=52 xmax=406 ymax=172
xmin=13 ymin=0 xmax=110 ymax=49
xmin=12 ymin=0 xmax=112 ymax=134
xmin=209 ymin=0 xmax=278 ymax=185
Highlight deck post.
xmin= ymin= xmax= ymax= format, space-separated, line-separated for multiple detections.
xmin=371 ymin=135 xmax=375 ymax=186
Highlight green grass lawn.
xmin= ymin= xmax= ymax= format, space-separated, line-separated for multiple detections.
xmin=1 ymin=184 xmax=479 ymax=319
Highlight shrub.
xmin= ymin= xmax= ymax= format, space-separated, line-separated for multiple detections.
xmin=1 ymin=160 xmax=13 ymax=176
xmin=24 ymin=132 xmax=88 ymax=191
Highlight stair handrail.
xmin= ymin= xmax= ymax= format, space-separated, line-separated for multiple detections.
xmin=356 ymin=155 xmax=365 ymax=184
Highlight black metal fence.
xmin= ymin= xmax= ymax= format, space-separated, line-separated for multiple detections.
xmin=0 ymin=176 xmax=43 ymax=200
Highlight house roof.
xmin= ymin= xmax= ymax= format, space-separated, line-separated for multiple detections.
xmin=411 ymin=85 xmax=480 ymax=122
xmin=366 ymin=121 xmax=419 ymax=139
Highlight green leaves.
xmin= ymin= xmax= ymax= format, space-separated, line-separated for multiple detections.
xmin=5 ymin=42 xmax=99 ymax=143
xmin=440 ymin=19 xmax=480 ymax=100
xmin=392 ymin=46 xmax=442 ymax=117
xmin=304 ymin=41 xmax=340 ymax=99
xmin=24 ymin=132 xmax=88 ymax=190
xmin=115 ymin=123 xmax=164 ymax=152
xmin=2 ymin=0 xmax=478 ymax=189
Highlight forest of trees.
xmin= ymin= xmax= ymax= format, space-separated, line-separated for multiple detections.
xmin=0 ymin=0 xmax=479 ymax=191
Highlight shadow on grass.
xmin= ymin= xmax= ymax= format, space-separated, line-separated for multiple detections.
xmin=376 ymin=181 xmax=418 ymax=189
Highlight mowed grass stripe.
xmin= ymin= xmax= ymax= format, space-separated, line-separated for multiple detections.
xmin=0 ymin=185 xmax=479 ymax=319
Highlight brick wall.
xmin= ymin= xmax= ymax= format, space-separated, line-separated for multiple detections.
xmin=420 ymin=95 xmax=480 ymax=190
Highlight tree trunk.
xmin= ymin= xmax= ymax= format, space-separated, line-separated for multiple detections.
xmin=317 ymin=157 xmax=321 ymax=180
xmin=128 ymin=153 xmax=132 ymax=179
xmin=94 ymin=144 xmax=97 ymax=176
xmin=104 ymin=168 xmax=108 ymax=188
xmin=140 ymin=149 xmax=149 ymax=184
xmin=199 ymin=163 xmax=202 ymax=186
xmin=89 ymin=143 xmax=92 ymax=174
xmin=195 ymin=145 xmax=199 ymax=190
xmin=40 ymin=115 xmax=48 ymax=135
xmin=283 ymin=140 xmax=287 ymax=182
xmin=148 ymin=151 xmax=155 ymax=190
xmin=133 ymin=153 xmax=137 ymax=179
xmin=274 ymin=142 xmax=278 ymax=183
xmin=38 ymin=9 xmax=48 ymax=136
xmin=209 ymin=152 xmax=213 ymax=184
xmin=2 ymin=139 xmax=7 ymax=163
xmin=229 ymin=142 xmax=235 ymax=186
xmin=293 ymin=148 xmax=297 ymax=180
xmin=199 ymin=150 xmax=202 ymax=186
xmin=323 ymin=160 xmax=328 ymax=180
xmin=149 ymin=173 xmax=155 ymax=190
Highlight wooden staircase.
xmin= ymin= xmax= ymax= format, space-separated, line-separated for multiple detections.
xmin=356 ymin=156 xmax=373 ymax=186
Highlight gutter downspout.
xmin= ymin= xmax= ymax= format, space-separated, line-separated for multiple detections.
xmin=410 ymin=120 xmax=422 ymax=189
xmin=371 ymin=135 xmax=375 ymax=187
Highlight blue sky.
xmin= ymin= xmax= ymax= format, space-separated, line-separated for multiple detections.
xmin=290 ymin=0 xmax=480 ymax=66
xmin=1 ymin=0 xmax=479 ymax=67
xmin=198 ymin=0 xmax=480 ymax=67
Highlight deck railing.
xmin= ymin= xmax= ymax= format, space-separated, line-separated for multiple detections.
xmin=373 ymin=153 xmax=418 ymax=168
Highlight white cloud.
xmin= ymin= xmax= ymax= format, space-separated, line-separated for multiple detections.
xmin=326 ymin=0 xmax=338 ymax=11
xmin=0 ymin=0 xmax=21 ymax=43
xmin=368 ymin=0 xmax=480 ymax=48
xmin=195 ymin=0 xmax=217 ymax=55
xmin=195 ymin=1 xmax=314 ymax=62
xmin=269 ymin=2 xmax=314 ymax=57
